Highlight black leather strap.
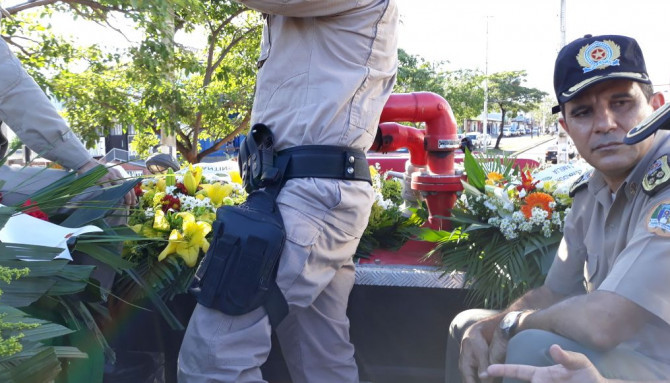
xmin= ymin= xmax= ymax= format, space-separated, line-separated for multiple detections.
xmin=276 ymin=145 xmax=371 ymax=184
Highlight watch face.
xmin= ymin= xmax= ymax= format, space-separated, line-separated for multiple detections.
xmin=501 ymin=313 xmax=514 ymax=329
xmin=500 ymin=311 xmax=521 ymax=335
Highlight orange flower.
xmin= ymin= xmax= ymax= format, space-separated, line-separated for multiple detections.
xmin=521 ymin=192 xmax=555 ymax=219
xmin=486 ymin=172 xmax=505 ymax=185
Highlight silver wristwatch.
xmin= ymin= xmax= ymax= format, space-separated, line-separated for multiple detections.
xmin=499 ymin=311 xmax=523 ymax=339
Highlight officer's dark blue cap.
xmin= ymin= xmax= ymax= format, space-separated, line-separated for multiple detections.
xmin=624 ymin=102 xmax=670 ymax=144
xmin=551 ymin=34 xmax=651 ymax=114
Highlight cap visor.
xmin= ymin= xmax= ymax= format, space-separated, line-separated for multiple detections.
xmin=559 ymin=72 xmax=651 ymax=105
xmin=624 ymin=102 xmax=670 ymax=144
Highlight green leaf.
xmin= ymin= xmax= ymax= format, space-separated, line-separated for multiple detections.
xmin=0 ymin=348 xmax=61 ymax=383
xmin=74 ymin=243 xmax=136 ymax=272
xmin=124 ymin=268 xmax=184 ymax=330
xmin=60 ymin=179 xmax=141 ymax=228
xmin=463 ymin=148 xmax=487 ymax=191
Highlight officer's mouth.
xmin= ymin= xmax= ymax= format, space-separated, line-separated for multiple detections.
xmin=592 ymin=141 xmax=622 ymax=152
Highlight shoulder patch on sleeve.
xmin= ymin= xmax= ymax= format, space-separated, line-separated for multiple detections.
xmin=646 ymin=201 xmax=670 ymax=237
xmin=642 ymin=155 xmax=670 ymax=196
xmin=569 ymin=169 xmax=593 ymax=198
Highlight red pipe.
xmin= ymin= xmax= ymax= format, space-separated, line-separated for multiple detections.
xmin=379 ymin=92 xmax=460 ymax=174
xmin=371 ymin=122 xmax=427 ymax=166
xmin=370 ymin=92 xmax=463 ymax=231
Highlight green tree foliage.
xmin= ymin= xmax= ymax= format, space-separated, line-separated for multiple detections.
xmin=444 ymin=69 xmax=485 ymax=129
xmin=487 ymin=71 xmax=547 ymax=149
xmin=2 ymin=0 xmax=262 ymax=164
xmin=394 ymin=49 xmax=484 ymax=127
xmin=529 ymin=94 xmax=560 ymax=133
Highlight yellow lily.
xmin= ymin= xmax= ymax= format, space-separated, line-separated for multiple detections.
xmin=157 ymin=212 xmax=212 ymax=267
xmin=200 ymin=182 xmax=233 ymax=207
xmin=369 ymin=165 xmax=379 ymax=179
xmin=183 ymin=165 xmax=203 ymax=195
xmin=156 ymin=177 xmax=166 ymax=192
xmin=229 ymin=170 xmax=242 ymax=185
xmin=153 ymin=210 xmax=172 ymax=232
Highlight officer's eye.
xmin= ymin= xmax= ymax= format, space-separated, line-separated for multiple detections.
xmin=570 ymin=107 xmax=591 ymax=118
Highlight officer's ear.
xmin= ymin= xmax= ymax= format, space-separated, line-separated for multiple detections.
xmin=651 ymin=92 xmax=665 ymax=111
xmin=558 ymin=116 xmax=570 ymax=136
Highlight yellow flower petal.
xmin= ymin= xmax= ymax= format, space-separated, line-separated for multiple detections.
xmin=153 ymin=210 xmax=171 ymax=232
xmin=229 ymin=170 xmax=242 ymax=185
xmin=156 ymin=178 xmax=166 ymax=192
xmin=369 ymin=165 xmax=379 ymax=179
xmin=200 ymin=183 xmax=232 ymax=207
xmin=157 ymin=229 xmax=182 ymax=261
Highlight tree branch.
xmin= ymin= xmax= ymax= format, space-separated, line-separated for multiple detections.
xmin=197 ymin=113 xmax=250 ymax=162
xmin=7 ymin=0 xmax=131 ymax=17
xmin=205 ymin=25 xmax=259 ymax=87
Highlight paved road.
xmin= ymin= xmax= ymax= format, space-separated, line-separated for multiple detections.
xmin=483 ymin=134 xmax=556 ymax=163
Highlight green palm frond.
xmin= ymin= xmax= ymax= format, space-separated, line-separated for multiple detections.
xmin=428 ymin=227 xmax=560 ymax=308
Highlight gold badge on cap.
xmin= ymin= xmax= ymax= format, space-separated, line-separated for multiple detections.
xmin=576 ymin=40 xmax=621 ymax=73
xmin=643 ymin=155 xmax=670 ymax=196
xmin=647 ymin=201 xmax=670 ymax=237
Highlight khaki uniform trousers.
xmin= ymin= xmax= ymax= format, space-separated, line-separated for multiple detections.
xmin=178 ymin=179 xmax=371 ymax=383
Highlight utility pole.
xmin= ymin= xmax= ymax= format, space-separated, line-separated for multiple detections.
xmin=560 ymin=0 xmax=566 ymax=48
xmin=482 ymin=16 xmax=490 ymax=150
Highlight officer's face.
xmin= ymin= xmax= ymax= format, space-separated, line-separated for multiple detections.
xmin=560 ymin=80 xmax=664 ymax=189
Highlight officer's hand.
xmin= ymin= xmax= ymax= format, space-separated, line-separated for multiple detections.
xmin=78 ymin=159 xmax=137 ymax=206
xmin=459 ymin=321 xmax=493 ymax=383
xmin=488 ymin=325 xmax=508 ymax=366
xmin=481 ymin=344 xmax=607 ymax=383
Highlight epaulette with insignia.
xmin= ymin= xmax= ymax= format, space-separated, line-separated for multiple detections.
xmin=642 ymin=155 xmax=670 ymax=196
xmin=569 ymin=169 xmax=593 ymax=198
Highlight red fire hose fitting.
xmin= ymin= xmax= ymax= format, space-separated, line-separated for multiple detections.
xmin=373 ymin=92 xmax=464 ymax=230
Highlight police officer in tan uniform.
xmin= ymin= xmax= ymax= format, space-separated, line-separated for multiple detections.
xmin=0 ymin=38 xmax=135 ymax=207
xmin=446 ymin=34 xmax=670 ymax=383
xmin=178 ymin=1 xmax=398 ymax=382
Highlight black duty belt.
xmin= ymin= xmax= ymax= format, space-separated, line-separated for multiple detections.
xmin=276 ymin=145 xmax=371 ymax=184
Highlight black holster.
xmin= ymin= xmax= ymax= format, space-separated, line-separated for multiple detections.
xmin=191 ymin=123 xmax=372 ymax=328
xmin=191 ymin=124 xmax=289 ymax=328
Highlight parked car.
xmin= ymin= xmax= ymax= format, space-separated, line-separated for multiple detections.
xmin=531 ymin=127 xmax=540 ymax=136
xmin=502 ymin=126 xmax=512 ymax=137
xmin=465 ymin=132 xmax=492 ymax=148
xmin=545 ymin=138 xmax=577 ymax=163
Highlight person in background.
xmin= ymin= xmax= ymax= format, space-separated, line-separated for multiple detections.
xmin=0 ymin=37 xmax=136 ymax=292
xmin=0 ymin=38 xmax=135 ymax=207
xmin=178 ymin=1 xmax=398 ymax=382
xmin=446 ymin=34 xmax=670 ymax=383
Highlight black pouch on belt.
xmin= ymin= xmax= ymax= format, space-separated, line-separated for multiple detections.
xmin=190 ymin=123 xmax=289 ymax=328
xmin=191 ymin=188 xmax=288 ymax=328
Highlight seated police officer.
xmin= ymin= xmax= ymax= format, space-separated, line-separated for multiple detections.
xmin=446 ymin=34 xmax=670 ymax=383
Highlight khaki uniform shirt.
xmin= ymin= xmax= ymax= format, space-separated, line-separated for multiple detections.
xmin=546 ymin=130 xmax=670 ymax=365
xmin=0 ymin=39 xmax=92 ymax=171
xmin=239 ymin=0 xmax=398 ymax=236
